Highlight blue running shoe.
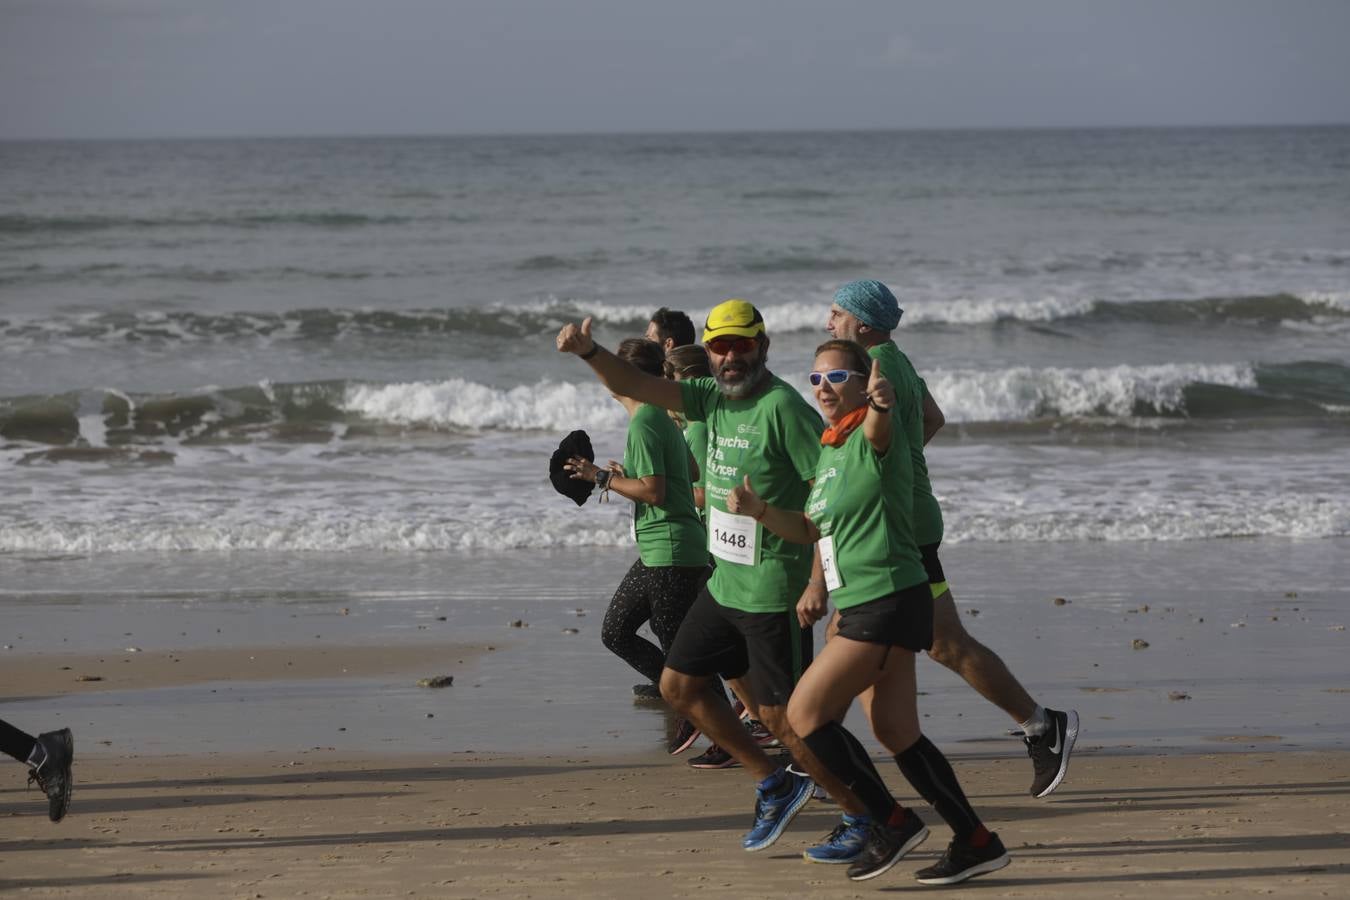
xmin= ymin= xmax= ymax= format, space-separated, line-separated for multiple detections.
xmin=803 ymin=813 xmax=870 ymax=864
xmin=742 ymin=770 xmax=814 ymax=852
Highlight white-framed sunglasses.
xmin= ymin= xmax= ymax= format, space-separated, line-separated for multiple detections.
xmin=808 ymin=369 xmax=867 ymax=387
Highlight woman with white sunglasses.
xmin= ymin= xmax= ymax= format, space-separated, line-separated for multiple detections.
xmin=727 ymin=338 xmax=1010 ymax=885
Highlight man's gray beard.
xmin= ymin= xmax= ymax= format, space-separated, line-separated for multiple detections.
xmin=715 ymin=359 xmax=769 ymax=399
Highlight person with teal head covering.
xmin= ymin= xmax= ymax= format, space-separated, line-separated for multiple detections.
xmin=825 ymin=279 xmax=1079 ymax=807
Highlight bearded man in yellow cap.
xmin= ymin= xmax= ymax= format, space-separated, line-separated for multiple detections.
xmin=558 ymin=300 xmax=859 ymax=853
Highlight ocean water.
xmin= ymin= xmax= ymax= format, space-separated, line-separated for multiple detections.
xmin=2 ymin=127 xmax=1349 ymax=557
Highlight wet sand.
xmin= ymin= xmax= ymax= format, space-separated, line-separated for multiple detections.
xmin=3 ymin=539 xmax=1347 ymax=756
xmin=0 ymin=643 xmax=483 ymax=698
xmin=2 ymin=747 xmax=1348 ymax=898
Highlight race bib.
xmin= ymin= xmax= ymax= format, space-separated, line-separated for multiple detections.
xmin=708 ymin=506 xmax=759 ymax=566
xmin=818 ymin=535 xmax=842 ymax=591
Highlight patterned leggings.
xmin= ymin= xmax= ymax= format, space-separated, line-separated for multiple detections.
xmin=601 ymin=560 xmax=709 ymax=684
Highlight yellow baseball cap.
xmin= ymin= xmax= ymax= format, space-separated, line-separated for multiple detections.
xmin=702 ymin=299 xmax=766 ymax=342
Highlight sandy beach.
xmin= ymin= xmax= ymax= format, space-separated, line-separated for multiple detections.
xmin=3 ymin=746 xmax=1348 ymax=898
xmin=2 ymin=539 xmax=1347 ymax=896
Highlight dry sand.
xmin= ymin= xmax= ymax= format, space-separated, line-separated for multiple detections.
xmin=2 ymin=745 xmax=1348 ymax=897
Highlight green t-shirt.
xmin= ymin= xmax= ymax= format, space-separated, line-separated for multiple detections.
xmin=624 ymin=403 xmax=708 ymax=568
xmin=679 ymin=374 xmax=823 ymax=613
xmin=682 ymin=417 xmax=709 ymax=524
xmin=870 ymin=341 xmax=944 ymax=546
xmin=682 ymin=420 xmax=708 ymax=491
xmin=806 ymin=426 xmax=927 ymax=608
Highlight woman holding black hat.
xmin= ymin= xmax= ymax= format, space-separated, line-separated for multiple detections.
xmin=565 ymin=337 xmax=710 ymax=754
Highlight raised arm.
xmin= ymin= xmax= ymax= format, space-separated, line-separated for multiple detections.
xmin=862 ymin=359 xmax=895 ymax=454
xmin=556 ymin=317 xmax=684 ymax=412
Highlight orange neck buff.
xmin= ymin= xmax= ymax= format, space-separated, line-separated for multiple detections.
xmin=820 ymin=405 xmax=867 ymax=448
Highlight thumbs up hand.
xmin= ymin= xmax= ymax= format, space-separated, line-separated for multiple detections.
xmin=726 ymin=474 xmax=766 ymax=520
xmin=865 ymin=358 xmax=894 ymax=412
xmin=556 ymin=316 xmax=596 ymax=356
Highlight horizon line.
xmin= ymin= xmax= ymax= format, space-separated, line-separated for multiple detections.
xmin=3 ymin=120 xmax=1349 ymax=144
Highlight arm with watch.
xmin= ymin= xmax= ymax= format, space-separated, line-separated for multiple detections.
xmin=555 ymin=317 xmax=685 ymax=413
xmin=565 ymin=455 xmax=665 ymax=505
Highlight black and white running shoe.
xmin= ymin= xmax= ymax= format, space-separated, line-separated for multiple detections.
xmin=1024 ymin=708 xmax=1079 ymax=797
xmin=914 ymin=833 xmax=1010 ymax=885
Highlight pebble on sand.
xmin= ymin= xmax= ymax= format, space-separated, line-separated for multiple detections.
xmin=418 ymin=675 xmax=455 ymax=688
xmin=1132 ymin=639 xmax=1150 ymax=650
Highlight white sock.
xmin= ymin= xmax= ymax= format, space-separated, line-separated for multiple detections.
xmin=1019 ymin=706 xmax=1051 ymax=738
xmin=25 ymin=741 xmax=46 ymax=769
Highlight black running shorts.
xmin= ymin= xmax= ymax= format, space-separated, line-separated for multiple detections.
xmin=834 ymin=580 xmax=934 ymax=652
xmin=663 ymin=586 xmax=811 ymax=707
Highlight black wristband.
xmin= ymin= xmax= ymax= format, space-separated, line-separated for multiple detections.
xmin=579 ymin=343 xmax=600 ymax=361
xmin=868 ymin=398 xmax=891 ymax=413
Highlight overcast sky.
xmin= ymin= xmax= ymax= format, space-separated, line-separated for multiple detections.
xmin=2 ymin=0 xmax=1348 ymax=140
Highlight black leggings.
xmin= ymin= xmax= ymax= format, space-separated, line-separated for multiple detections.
xmin=601 ymin=560 xmax=708 ymax=684
xmin=0 ymin=718 xmax=36 ymax=763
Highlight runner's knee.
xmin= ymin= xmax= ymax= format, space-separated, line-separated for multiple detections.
xmin=786 ymin=696 xmax=820 ymax=738
xmin=600 ymin=629 xmax=625 ymax=654
xmin=869 ymin=713 xmax=920 ymax=754
xmin=659 ymin=669 xmax=699 ymax=710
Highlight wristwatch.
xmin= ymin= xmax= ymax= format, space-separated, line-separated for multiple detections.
xmin=594 ymin=469 xmax=612 ymax=490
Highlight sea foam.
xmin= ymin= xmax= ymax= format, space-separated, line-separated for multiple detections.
xmin=342 ymin=379 xmax=627 ymax=432
xmin=925 ymin=362 xmax=1256 ymax=422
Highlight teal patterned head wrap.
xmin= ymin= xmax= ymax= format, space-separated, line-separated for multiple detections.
xmin=833 ymin=279 xmax=901 ymax=331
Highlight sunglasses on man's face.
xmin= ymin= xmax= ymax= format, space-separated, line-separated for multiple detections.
xmin=808 ymin=369 xmax=867 ymax=387
xmin=706 ymin=336 xmax=758 ymax=355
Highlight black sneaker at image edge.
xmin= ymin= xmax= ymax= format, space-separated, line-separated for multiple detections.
xmin=28 ymin=728 xmax=74 ymax=823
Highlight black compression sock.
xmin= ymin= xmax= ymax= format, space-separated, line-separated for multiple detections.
xmin=802 ymin=721 xmax=897 ymax=822
xmin=894 ymin=734 xmax=982 ymax=841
